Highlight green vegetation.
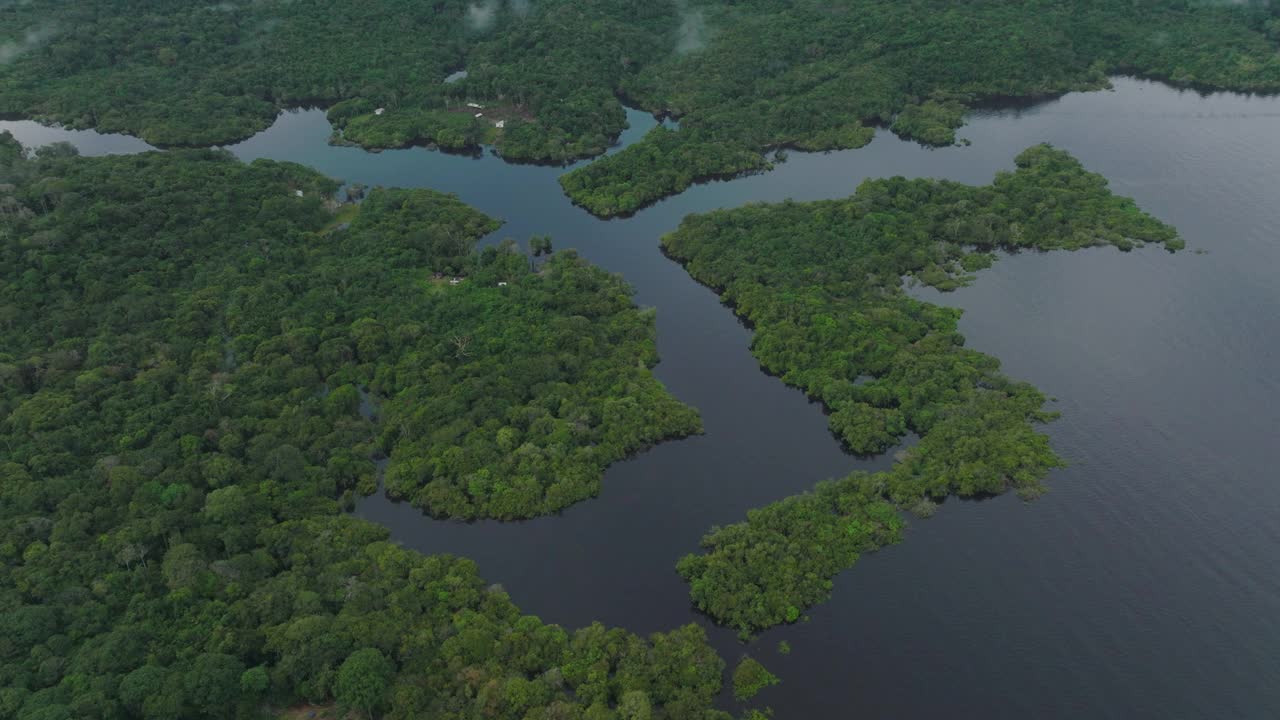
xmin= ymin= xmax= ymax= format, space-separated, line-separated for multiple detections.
xmin=2 ymin=0 xmax=1277 ymax=202
xmin=667 ymin=145 xmax=1183 ymax=635
xmin=731 ymin=658 xmax=779 ymax=702
xmin=0 ymin=138 xmax=699 ymax=522
xmin=0 ymin=0 xmax=675 ymax=162
xmin=559 ymin=127 xmax=770 ymax=217
xmin=775 ymin=641 xmax=790 ymax=656
xmin=334 ymin=648 xmax=393 ymax=719
xmin=377 ymin=230 xmax=705 ymax=518
xmin=890 ymin=99 xmax=968 ymax=147
xmin=329 ymin=104 xmax=497 ymax=155
xmin=677 ymin=476 xmax=906 ymax=638
xmin=0 ymin=136 xmax=729 ymax=719
xmin=566 ymin=0 xmax=1280 ymax=214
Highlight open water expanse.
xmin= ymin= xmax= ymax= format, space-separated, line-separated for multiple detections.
xmin=6 ymin=77 xmax=1279 ymax=719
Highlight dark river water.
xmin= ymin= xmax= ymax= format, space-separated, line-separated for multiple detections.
xmin=6 ymin=77 xmax=1278 ymax=719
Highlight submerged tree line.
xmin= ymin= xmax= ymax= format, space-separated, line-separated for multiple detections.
xmin=1 ymin=0 xmax=1278 ymax=211
xmin=0 ymin=135 xmax=741 ymax=720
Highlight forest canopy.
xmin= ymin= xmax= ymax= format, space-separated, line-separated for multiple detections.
xmin=665 ymin=145 xmax=1183 ymax=635
xmin=0 ymin=137 xmax=726 ymax=720
xmin=563 ymin=0 xmax=1280 ymax=214
xmin=1 ymin=0 xmax=1277 ymax=208
xmin=0 ymin=141 xmax=699 ymax=522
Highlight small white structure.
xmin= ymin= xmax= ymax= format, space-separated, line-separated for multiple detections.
xmin=498 ymin=281 xmax=509 ymax=287
xmin=294 ymin=190 xmax=304 ymax=197
xmin=495 ymin=120 xmax=506 ymax=129
xmin=374 ymin=107 xmax=385 ymax=116
xmin=466 ymin=102 xmax=483 ymax=109
xmin=449 ymin=277 xmax=462 ymax=286
xmin=475 ymin=113 xmax=483 ymax=118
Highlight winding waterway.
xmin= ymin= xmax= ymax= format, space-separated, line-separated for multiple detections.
xmin=6 ymin=77 xmax=1278 ymax=719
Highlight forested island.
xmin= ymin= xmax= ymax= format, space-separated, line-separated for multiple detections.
xmin=2 ymin=1 xmax=1278 ymax=210
xmin=665 ymin=145 xmax=1183 ymax=636
xmin=0 ymin=134 xmax=734 ymax=720
xmin=730 ymin=659 xmax=778 ymax=703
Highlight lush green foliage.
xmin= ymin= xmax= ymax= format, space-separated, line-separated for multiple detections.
xmin=0 ymin=142 xmax=698 ymax=521
xmin=730 ymin=658 xmax=778 ymax=702
xmin=330 ymin=105 xmax=497 ymax=155
xmin=559 ymin=128 xmax=768 ymax=217
xmin=376 ymin=240 xmax=703 ymax=519
xmin=0 ymin=138 xmax=727 ymax=720
xmin=570 ymin=0 xmax=1280 ymax=214
xmin=668 ymin=146 xmax=1182 ymax=635
xmin=890 ymin=99 xmax=967 ymax=147
xmin=3 ymin=0 xmax=1276 ymax=193
xmin=0 ymin=0 xmax=673 ymax=162
xmin=677 ymin=476 xmax=905 ymax=638
xmin=346 ymin=195 xmax=701 ymax=519
xmin=334 ymin=648 xmax=393 ymax=718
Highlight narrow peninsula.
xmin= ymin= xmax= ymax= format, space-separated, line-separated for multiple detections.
xmin=665 ymin=145 xmax=1183 ymax=635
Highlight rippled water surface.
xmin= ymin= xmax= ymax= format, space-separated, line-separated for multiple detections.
xmin=6 ymin=78 xmax=1278 ymax=719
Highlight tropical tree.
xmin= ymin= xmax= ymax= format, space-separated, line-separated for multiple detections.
xmin=335 ymin=649 xmax=395 ymax=719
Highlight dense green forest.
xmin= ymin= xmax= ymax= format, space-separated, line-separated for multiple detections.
xmin=666 ymin=145 xmax=1183 ymax=635
xmin=0 ymin=135 xmax=733 ymax=720
xmin=729 ymin=659 xmax=777 ymax=702
xmin=2 ymin=0 xmax=1277 ymax=206
xmin=0 ymin=139 xmax=699 ymax=522
xmin=571 ymin=0 xmax=1280 ymax=214
xmin=0 ymin=0 xmax=675 ymax=162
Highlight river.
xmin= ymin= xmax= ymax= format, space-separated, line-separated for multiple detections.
xmin=5 ymin=77 xmax=1278 ymax=719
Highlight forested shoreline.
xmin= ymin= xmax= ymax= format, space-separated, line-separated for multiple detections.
xmin=0 ymin=135 xmax=734 ymax=720
xmin=0 ymin=0 xmax=1239 ymax=712
xmin=2 ymin=0 xmax=1278 ymax=211
xmin=665 ymin=145 xmax=1183 ymax=635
